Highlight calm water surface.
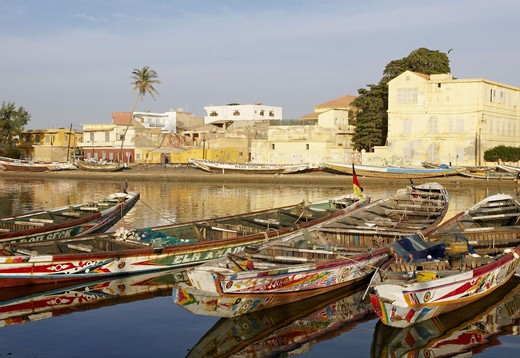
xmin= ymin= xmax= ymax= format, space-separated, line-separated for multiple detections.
xmin=0 ymin=177 xmax=519 ymax=357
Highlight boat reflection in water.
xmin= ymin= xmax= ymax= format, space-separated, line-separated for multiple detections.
xmin=187 ymin=282 xmax=374 ymax=357
xmin=0 ymin=269 xmax=188 ymax=328
xmin=371 ymin=275 xmax=520 ymax=358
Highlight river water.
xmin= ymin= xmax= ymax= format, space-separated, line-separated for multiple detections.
xmin=0 ymin=176 xmax=519 ymax=357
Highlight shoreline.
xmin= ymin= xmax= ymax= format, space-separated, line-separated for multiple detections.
xmin=1 ymin=164 xmax=518 ymax=187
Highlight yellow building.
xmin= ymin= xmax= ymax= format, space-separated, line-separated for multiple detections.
xmin=373 ymin=71 xmax=520 ymax=166
xmin=19 ymin=128 xmax=82 ymax=161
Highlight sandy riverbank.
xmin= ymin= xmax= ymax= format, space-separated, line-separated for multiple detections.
xmin=1 ymin=164 xmax=517 ymax=187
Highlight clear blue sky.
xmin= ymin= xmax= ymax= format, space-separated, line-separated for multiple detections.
xmin=1 ymin=0 xmax=519 ymax=130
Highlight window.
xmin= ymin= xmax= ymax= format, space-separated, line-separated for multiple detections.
xmin=90 ymin=132 xmax=94 ymax=143
xmin=403 ymin=118 xmax=412 ymax=134
xmin=259 ymin=110 xmax=264 ymax=116
xmin=396 ymin=88 xmax=418 ymax=104
xmin=306 ymin=144 xmax=310 ymax=150
xmin=210 ymin=111 xmax=218 ymax=117
xmin=105 ymin=132 xmax=110 ymax=142
xmin=271 ymin=143 xmax=275 ymax=150
xmin=490 ymin=89 xmax=496 ymax=102
xmin=233 ymin=110 xmax=240 ymax=116
xmin=428 ymin=116 xmax=438 ymax=134
xmin=269 ymin=111 xmax=274 ymax=117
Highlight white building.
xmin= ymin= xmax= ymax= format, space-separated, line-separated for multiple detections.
xmin=133 ymin=110 xmax=178 ymax=132
xmin=204 ymin=104 xmax=282 ymax=125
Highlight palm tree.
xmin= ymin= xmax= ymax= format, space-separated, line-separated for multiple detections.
xmin=119 ymin=66 xmax=161 ymax=162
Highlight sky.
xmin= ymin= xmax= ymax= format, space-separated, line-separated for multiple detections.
xmin=1 ymin=0 xmax=519 ymax=130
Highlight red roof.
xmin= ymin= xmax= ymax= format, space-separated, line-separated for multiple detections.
xmin=314 ymin=95 xmax=357 ymax=109
xmin=112 ymin=112 xmax=133 ymax=125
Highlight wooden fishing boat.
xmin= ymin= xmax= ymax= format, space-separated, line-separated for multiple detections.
xmin=173 ymin=182 xmax=449 ymax=317
xmin=0 ymin=160 xmax=52 ymax=172
xmin=189 ymin=158 xmax=312 ymax=174
xmin=371 ymin=275 xmax=520 ymax=358
xmin=186 ymin=283 xmax=374 ymax=357
xmin=427 ymin=193 xmax=520 ymax=255
xmin=76 ymin=160 xmax=125 ymax=172
xmin=369 ymin=238 xmax=520 ymax=328
xmin=458 ymin=169 xmax=518 ymax=180
xmin=310 ymin=182 xmax=450 ymax=249
xmin=0 ymin=191 xmax=368 ymax=287
xmin=0 ymin=191 xmax=140 ymax=244
xmin=496 ymin=163 xmax=520 ymax=173
xmin=0 ymin=269 xmax=186 ymax=328
xmin=324 ymin=162 xmax=460 ymax=179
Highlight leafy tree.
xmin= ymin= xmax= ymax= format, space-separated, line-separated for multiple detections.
xmin=484 ymin=145 xmax=520 ymax=162
xmin=120 ymin=66 xmax=161 ymax=161
xmin=0 ymin=101 xmax=31 ymax=151
xmin=352 ymin=48 xmax=451 ymax=152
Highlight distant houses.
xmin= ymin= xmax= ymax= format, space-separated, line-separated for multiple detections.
xmin=17 ymin=71 xmax=520 ymax=167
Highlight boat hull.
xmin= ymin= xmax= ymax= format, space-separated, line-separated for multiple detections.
xmin=0 ymin=192 xmax=140 ymax=244
xmin=324 ymin=162 xmax=460 ymax=179
xmin=370 ymin=248 xmax=520 ymax=328
xmin=190 ymin=158 xmax=310 ymax=174
xmin=175 ymin=250 xmax=389 ymax=317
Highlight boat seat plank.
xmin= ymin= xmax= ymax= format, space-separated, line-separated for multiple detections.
xmin=29 ymin=218 xmax=54 ymax=224
xmin=249 ymin=253 xmax=309 ymax=263
xmin=79 ymin=207 xmax=99 ymax=211
xmin=57 ymin=212 xmax=82 ymax=218
xmin=471 ymin=212 xmax=520 ymax=220
xmin=14 ymin=221 xmax=45 ymax=227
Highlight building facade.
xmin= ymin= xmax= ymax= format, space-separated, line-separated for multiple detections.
xmin=204 ymin=104 xmax=282 ymax=125
xmin=251 ymin=95 xmax=358 ymax=165
xmin=18 ymin=128 xmax=82 ymax=162
xmin=373 ymin=71 xmax=520 ymax=166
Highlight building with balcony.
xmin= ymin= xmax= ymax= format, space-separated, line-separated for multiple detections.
xmin=204 ymin=103 xmax=282 ymax=125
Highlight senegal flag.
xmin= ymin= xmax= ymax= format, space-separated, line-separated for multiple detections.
xmin=352 ymin=164 xmax=364 ymax=199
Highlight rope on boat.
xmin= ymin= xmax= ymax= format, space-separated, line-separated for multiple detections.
xmin=139 ymin=198 xmax=176 ymax=224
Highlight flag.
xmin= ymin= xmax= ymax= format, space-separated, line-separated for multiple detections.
xmin=352 ymin=164 xmax=364 ymax=199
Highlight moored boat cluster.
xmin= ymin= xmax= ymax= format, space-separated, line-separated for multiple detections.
xmin=0 ymin=177 xmax=519 ymax=329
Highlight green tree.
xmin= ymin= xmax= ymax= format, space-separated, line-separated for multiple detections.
xmin=120 ymin=66 xmax=161 ymax=161
xmin=484 ymin=145 xmax=520 ymax=162
xmin=352 ymin=48 xmax=451 ymax=152
xmin=0 ymin=101 xmax=31 ymax=150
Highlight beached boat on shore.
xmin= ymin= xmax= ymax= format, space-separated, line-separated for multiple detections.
xmin=173 ymin=182 xmax=449 ymax=317
xmin=458 ymin=169 xmax=518 ymax=180
xmin=324 ymin=162 xmax=460 ymax=179
xmin=76 ymin=160 xmax=125 ymax=172
xmin=427 ymin=193 xmax=520 ymax=255
xmin=0 ymin=157 xmax=77 ymax=172
xmin=0 ymin=191 xmax=368 ymax=287
xmin=189 ymin=158 xmax=312 ymax=174
xmin=369 ymin=238 xmax=520 ymax=328
xmin=0 ymin=191 xmax=140 ymax=244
